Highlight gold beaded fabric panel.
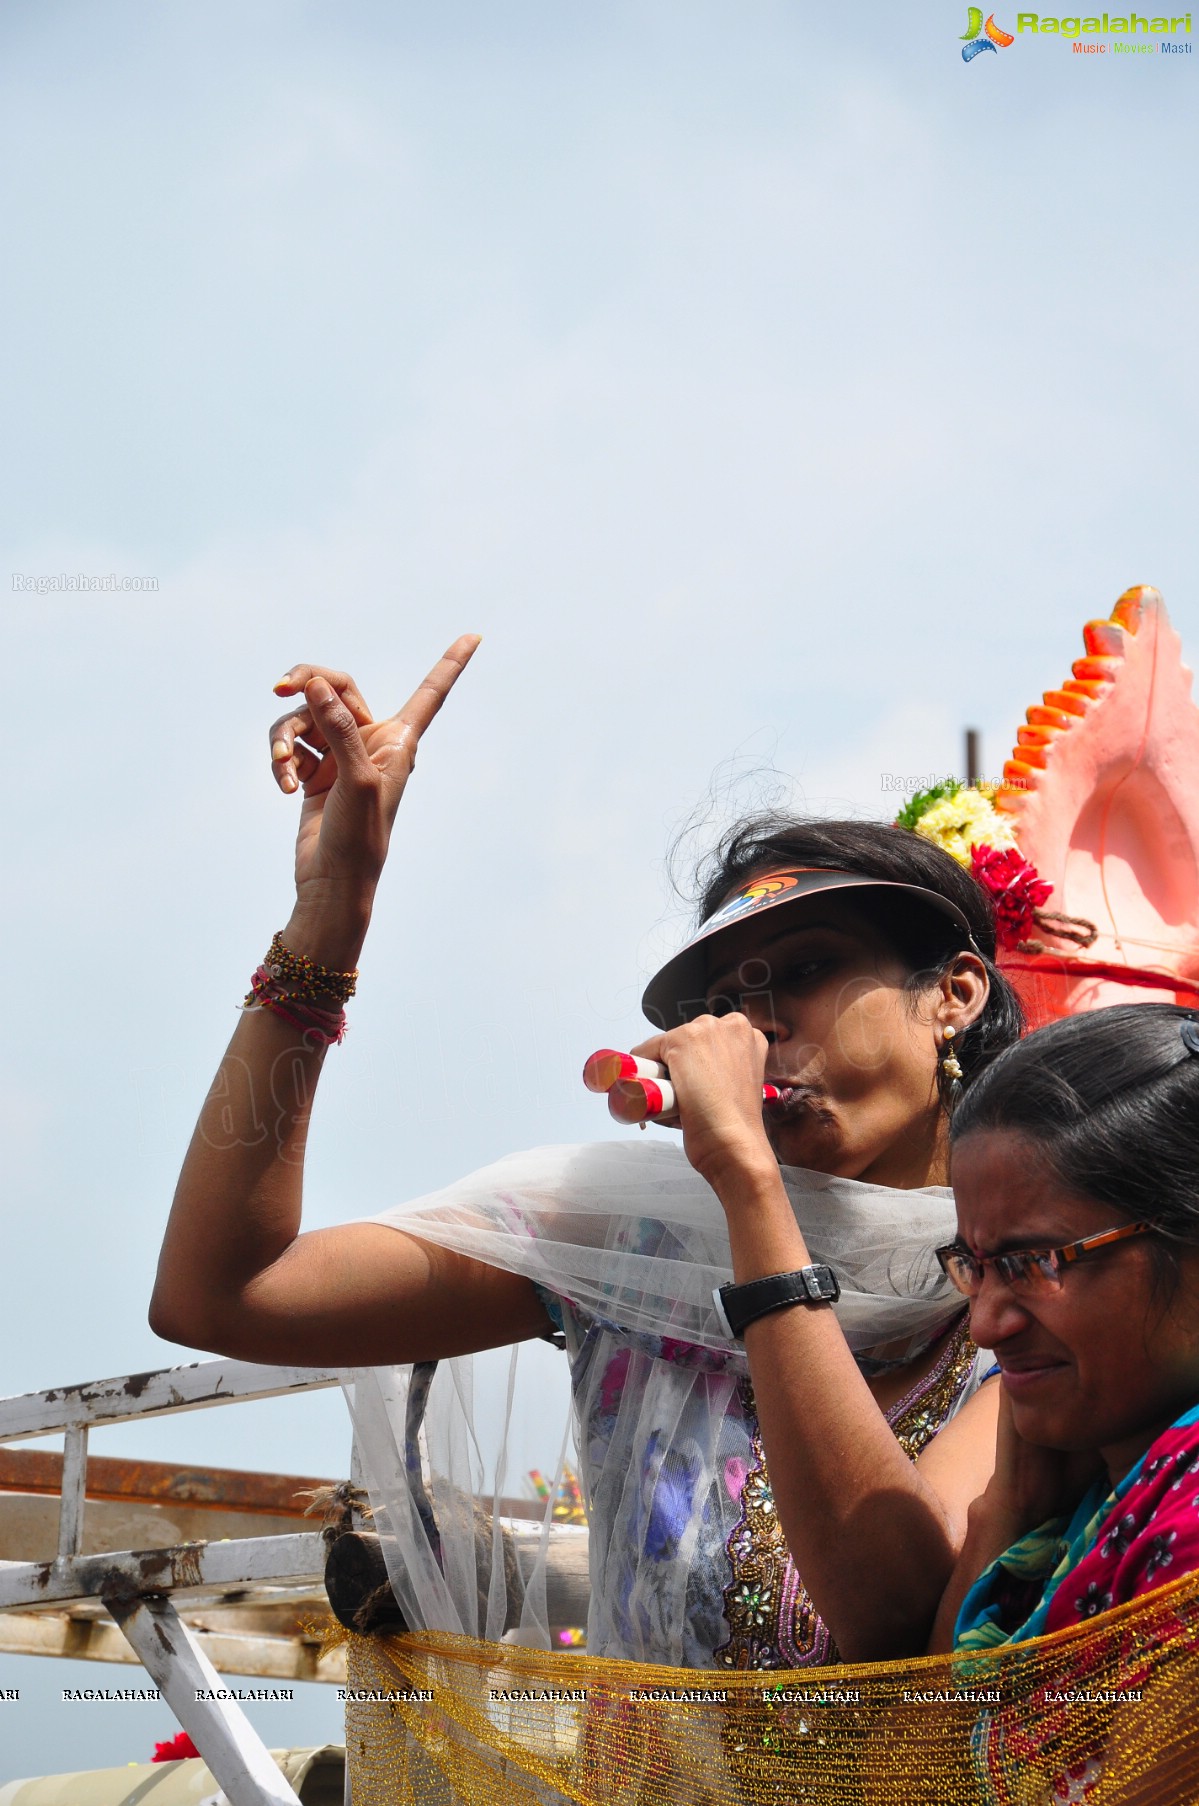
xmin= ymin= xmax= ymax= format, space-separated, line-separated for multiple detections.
xmin=343 ymin=1569 xmax=1199 ymax=1806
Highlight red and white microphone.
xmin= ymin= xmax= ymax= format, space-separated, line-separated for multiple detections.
xmin=583 ymin=1048 xmax=782 ymax=1125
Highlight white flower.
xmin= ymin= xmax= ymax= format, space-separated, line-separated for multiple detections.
xmin=912 ymin=788 xmax=1018 ymax=867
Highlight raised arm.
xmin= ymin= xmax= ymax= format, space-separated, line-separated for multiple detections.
xmin=149 ymin=638 xmax=549 ymax=1366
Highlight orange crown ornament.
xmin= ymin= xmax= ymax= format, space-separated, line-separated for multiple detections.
xmin=895 ymin=587 xmax=1199 ymax=1030
xmin=992 ymin=586 xmax=1199 ymax=1027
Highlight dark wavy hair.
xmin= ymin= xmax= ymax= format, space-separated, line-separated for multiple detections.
xmin=950 ymin=1003 xmax=1199 ymax=1288
xmin=693 ymin=815 xmax=1025 ymax=1106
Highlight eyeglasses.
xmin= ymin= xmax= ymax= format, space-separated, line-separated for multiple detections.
xmin=935 ymin=1222 xmax=1153 ymax=1298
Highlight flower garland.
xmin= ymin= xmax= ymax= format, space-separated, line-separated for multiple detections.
xmin=893 ymin=781 xmax=1083 ymax=953
xmin=969 ymin=844 xmax=1054 ymax=949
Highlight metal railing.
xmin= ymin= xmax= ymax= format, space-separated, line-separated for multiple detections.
xmin=0 ymin=1358 xmax=347 ymax=1806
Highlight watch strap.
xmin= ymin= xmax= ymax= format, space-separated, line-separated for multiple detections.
xmin=713 ymin=1266 xmax=841 ymax=1340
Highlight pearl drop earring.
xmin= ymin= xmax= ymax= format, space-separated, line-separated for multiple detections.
xmin=940 ymin=1025 xmax=963 ymax=1083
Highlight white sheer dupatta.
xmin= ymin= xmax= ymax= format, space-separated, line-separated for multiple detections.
xmin=342 ymin=1139 xmax=967 ymax=1660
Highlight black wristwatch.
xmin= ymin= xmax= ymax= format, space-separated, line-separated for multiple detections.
xmin=713 ymin=1266 xmax=841 ymax=1341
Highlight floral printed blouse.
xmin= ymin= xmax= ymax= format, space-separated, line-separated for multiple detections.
xmin=539 ymin=1289 xmax=989 ymax=1667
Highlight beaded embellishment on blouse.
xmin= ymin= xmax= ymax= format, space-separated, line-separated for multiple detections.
xmin=715 ymin=1312 xmax=979 ymax=1669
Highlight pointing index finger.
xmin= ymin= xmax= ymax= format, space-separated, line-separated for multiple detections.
xmin=388 ymin=633 xmax=482 ymax=746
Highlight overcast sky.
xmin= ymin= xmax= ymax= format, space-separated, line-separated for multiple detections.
xmin=2 ymin=0 xmax=1197 ymax=1777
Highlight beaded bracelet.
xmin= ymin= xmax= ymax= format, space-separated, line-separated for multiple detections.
xmin=242 ymin=934 xmax=357 ymax=1047
xmin=243 ymin=964 xmax=348 ymax=1045
xmin=255 ymin=931 xmax=359 ymax=1005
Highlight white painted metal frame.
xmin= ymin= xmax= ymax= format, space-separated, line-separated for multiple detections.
xmin=0 ymin=1359 xmax=346 ymax=1806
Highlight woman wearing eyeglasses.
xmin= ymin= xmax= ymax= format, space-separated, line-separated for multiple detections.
xmin=923 ymin=1003 xmax=1199 ymax=1664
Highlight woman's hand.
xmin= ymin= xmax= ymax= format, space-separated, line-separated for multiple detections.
xmin=267 ymin=636 xmax=480 ymax=940
xmin=631 ymin=1013 xmax=775 ymax=1192
xmin=928 ymin=1385 xmax=1104 ymax=1652
xmin=981 ymin=1384 xmax=1105 ymax=1536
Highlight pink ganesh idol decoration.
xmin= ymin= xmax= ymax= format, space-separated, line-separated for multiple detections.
xmin=992 ymin=585 xmax=1199 ymax=1029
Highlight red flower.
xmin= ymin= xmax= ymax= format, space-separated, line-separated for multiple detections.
xmin=151 ymin=1731 xmax=201 ymax=1762
xmin=970 ymin=844 xmax=1053 ymax=950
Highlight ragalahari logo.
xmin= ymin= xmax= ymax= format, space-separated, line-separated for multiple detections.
xmin=961 ymin=7 xmax=1017 ymax=55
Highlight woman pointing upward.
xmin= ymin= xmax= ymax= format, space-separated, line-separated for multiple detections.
xmin=152 ymin=637 xmax=1018 ymax=1665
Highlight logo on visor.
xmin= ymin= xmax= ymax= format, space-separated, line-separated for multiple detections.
xmin=741 ymin=875 xmax=799 ymax=903
xmin=706 ymin=872 xmax=802 ymax=930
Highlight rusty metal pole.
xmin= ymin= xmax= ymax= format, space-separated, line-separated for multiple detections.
xmin=965 ymin=729 xmax=981 ymax=788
